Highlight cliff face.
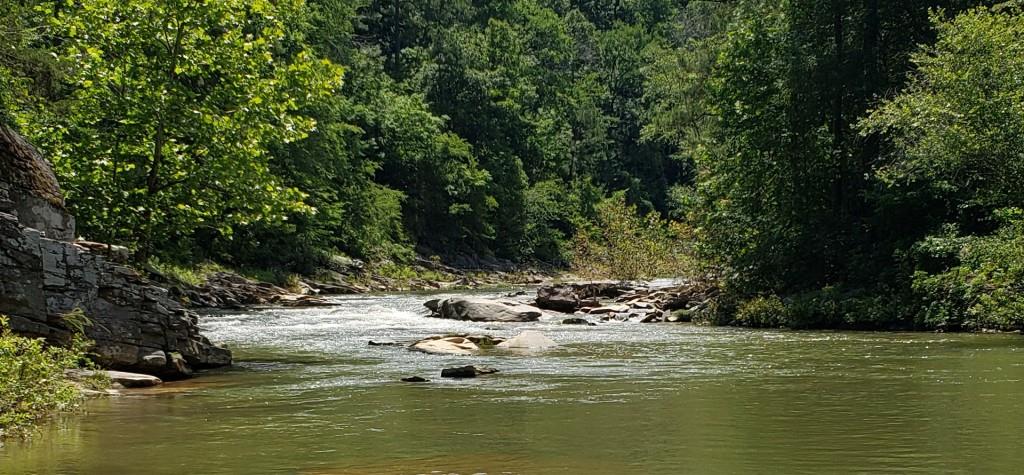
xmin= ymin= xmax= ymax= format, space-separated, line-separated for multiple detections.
xmin=0 ymin=125 xmax=230 ymax=378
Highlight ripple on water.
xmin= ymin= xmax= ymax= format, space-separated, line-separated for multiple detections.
xmin=5 ymin=290 xmax=1023 ymax=475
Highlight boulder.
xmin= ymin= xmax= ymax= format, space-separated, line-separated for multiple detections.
xmin=410 ymin=336 xmax=480 ymax=355
xmin=278 ymin=295 xmax=334 ymax=307
xmin=637 ymin=310 xmax=664 ymax=323
xmin=497 ymin=331 xmax=557 ymax=350
xmin=534 ymin=283 xmax=633 ymax=313
xmin=426 ymin=298 xmax=542 ymax=322
xmin=440 ymin=365 xmax=500 ymax=378
xmin=401 ymin=376 xmax=429 ymax=383
xmin=535 ymin=285 xmax=580 ymax=312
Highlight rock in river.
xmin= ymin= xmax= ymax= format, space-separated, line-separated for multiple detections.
xmin=401 ymin=376 xmax=429 ymax=383
xmin=67 ymin=369 xmax=163 ymax=388
xmin=562 ymin=317 xmax=596 ymax=326
xmin=409 ymin=334 xmax=507 ymax=355
xmin=440 ymin=365 xmax=500 ymax=378
xmin=410 ymin=336 xmax=480 ymax=355
xmin=426 ymin=298 xmax=542 ymax=322
xmin=534 ymin=282 xmax=634 ymax=312
xmin=497 ymin=331 xmax=557 ymax=350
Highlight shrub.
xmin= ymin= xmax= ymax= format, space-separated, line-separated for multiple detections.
xmin=735 ymin=295 xmax=787 ymax=328
xmin=0 ymin=316 xmax=95 ymax=438
xmin=571 ymin=192 xmax=693 ymax=281
xmin=910 ymin=209 xmax=1024 ymax=331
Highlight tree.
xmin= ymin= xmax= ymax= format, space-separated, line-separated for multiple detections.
xmin=26 ymin=0 xmax=342 ymax=258
xmin=861 ymin=5 xmax=1024 ymax=215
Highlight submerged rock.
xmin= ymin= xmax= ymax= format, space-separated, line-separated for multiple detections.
xmin=425 ymin=298 xmax=542 ymax=322
xmin=587 ymin=305 xmax=630 ymax=315
xmin=561 ymin=317 xmax=596 ymax=326
xmin=440 ymin=365 xmax=500 ymax=378
xmin=401 ymin=376 xmax=429 ymax=383
xmin=497 ymin=331 xmax=557 ymax=350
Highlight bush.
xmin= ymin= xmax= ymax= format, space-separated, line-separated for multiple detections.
xmin=735 ymin=295 xmax=787 ymax=328
xmin=571 ymin=192 xmax=693 ymax=281
xmin=0 ymin=316 xmax=95 ymax=438
xmin=910 ymin=210 xmax=1024 ymax=331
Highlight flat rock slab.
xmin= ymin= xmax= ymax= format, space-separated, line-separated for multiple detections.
xmin=68 ymin=369 xmax=163 ymax=388
xmin=105 ymin=370 xmax=164 ymax=388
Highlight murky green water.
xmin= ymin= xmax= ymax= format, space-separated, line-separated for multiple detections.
xmin=3 ymin=290 xmax=1023 ymax=474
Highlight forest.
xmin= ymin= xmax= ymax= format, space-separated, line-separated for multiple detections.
xmin=2 ymin=0 xmax=1023 ymax=331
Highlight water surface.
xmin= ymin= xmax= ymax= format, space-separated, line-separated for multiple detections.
xmin=3 ymin=290 xmax=1023 ymax=474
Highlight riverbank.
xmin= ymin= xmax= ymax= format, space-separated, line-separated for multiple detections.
xmin=145 ymin=257 xmax=555 ymax=311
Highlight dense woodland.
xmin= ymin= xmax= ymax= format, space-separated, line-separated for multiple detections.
xmin=1 ymin=0 xmax=1023 ymax=330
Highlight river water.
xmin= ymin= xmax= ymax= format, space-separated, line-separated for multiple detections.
xmin=2 ymin=289 xmax=1023 ymax=474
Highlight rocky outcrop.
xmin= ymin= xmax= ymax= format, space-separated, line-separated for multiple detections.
xmin=0 ymin=125 xmax=75 ymax=241
xmin=532 ymin=280 xmax=718 ymax=323
xmin=535 ymin=282 xmax=633 ymax=313
xmin=166 ymin=271 xmax=330 ymax=309
xmin=0 ymin=124 xmax=230 ymax=379
xmin=425 ymin=298 xmax=543 ymax=322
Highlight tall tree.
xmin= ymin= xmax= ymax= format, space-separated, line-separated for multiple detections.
xmin=26 ymin=0 xmax=342 ymax=257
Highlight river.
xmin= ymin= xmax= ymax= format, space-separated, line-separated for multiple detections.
xmin=2 ymin=289 xmax=1023 ymax=474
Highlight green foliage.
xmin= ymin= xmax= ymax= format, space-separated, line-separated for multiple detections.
xmin=10 ymin=0 xmax=1020 ymax=333
xmin=59 ymin=308 xmax=93 ymax=337
xmin=23 ymin=0 xmax=342 ymax=257
xmin=571 ymin=193 xmax=690 ymax=281
xmin=910 ymin=210 xmax=1024 ymax=331
xmin=6 ymin=0 xmax=706 ymax=273
xmin=147 ymin=259 xmax=226 ymax=287
xmin=0 ymin=317 xmax=95 ymax=438
xmin=735 ymin=295 xmax=786 ymax=329
xmin=861 ymin=6 xmax=1024 ymax=211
